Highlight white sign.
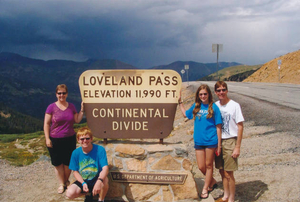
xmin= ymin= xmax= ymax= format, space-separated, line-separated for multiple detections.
xmin=277 ymin=60 xmax=282 ymax=65
xmin=212 ymin=44 xmax=223 ymax=53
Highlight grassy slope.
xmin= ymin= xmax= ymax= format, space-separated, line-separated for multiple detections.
xmin=0 ymin=103 xmax=44 ymax=134
xmin=0 ymin=123 xmax=87 ymax=166
xmin=201 ymin=64 xmax=262 ymax=81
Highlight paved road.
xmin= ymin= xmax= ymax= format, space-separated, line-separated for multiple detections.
xmin=193 ymin=81 xmax=300 ymax=110
xmin=181 ymin=81 xmax=300 ymax=201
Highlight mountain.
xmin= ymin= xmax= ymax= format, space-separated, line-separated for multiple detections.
xmin=0 ymin=52 xmax=241 ymax=124
xmin=0 ymin=52 xmax=137 ymax=92
xmin=201 ymin=64 xmax=262 ymax=81
xmin=151 ymin=61 xmax=241 ymax=82
xmin=0 ymin=52 xmax=137 ymax=120
xmin=225 ymin=69 xmax=258 ymax=82
xmin=0 ymin=102 xmax=43 ymax=134
xmin=244 ymin=50 xmax=300 ymax=84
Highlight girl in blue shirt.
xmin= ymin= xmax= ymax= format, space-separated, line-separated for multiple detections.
xmin=179 ymin=84 xmax=222 ymax=199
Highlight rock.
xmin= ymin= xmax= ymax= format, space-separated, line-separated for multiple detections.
xmin=125 ymin=183 xmax=160 ymax=201
xmin=151 ymin=155 xmax=181 ymax=170
xmin=115 ymin=144 xmax=146 ymax=159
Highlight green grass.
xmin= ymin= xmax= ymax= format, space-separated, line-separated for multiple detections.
xmin=202 ymin=64 xmax=262 ymax=81
xmin=0 ymin=134 xmax=19 ymax=143
xmin=0 ymin=122 xmax=97 ymax=166
xmin=0 ymin=131 xmax=43 ymax=143
xmin=74 ymin=122 xmax=87 ymax=129
xmin=0 ymin=131 xmax=47 ymax=166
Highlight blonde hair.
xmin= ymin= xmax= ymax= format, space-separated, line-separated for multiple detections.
xmin=76 ymin=126 xmax=93 ymax=140
xmin=193 ymin=84 xmax=214 ymax=119
xmin=56 ymin=84 xmax=68 ymax=93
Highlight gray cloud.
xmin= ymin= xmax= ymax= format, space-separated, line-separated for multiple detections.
xmin=0 ymin=0 xmax=299 ymax=68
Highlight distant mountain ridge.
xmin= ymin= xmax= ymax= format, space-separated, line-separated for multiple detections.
xmin=0 ymin=52 xmax=138 ymax=120
xmin=0 ymin=52 xmax=241 ymax=124
xmin=152 ymin=61 xmax=241 ymax=82
xmin=0 ymin=52 xmax=137 ymax=92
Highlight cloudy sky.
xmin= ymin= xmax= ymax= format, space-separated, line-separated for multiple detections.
xmin=0 ymin=0 xmax=299 ymax=68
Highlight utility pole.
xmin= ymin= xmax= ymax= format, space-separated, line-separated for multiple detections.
xmin=212 ymin=44 xmax=223 ymax=81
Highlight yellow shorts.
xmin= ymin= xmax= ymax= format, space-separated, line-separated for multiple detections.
xmin=215 ymin=138 xmax=238 ymax=171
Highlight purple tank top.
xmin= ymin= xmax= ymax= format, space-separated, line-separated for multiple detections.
xmin=45 ymin=102 xmax=77 ymax=138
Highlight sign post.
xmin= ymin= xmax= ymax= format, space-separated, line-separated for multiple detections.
xmin=180 ymin=69 xmax=185 ymax=82
xmin=79 ymin=70 xmax=182 ymax=143
xmin=277 ymin=59 xmax=281 ymax=83
xmin=184 ymin=64 xmax=189 ymax=85
xmin=212 ymin=44 xmax=223 ymax=80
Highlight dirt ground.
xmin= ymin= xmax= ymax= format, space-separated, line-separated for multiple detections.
xmin=0 ymin=82 xmax=300 ymax=202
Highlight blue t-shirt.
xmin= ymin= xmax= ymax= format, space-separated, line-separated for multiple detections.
xmin=69 ymin=144 xmax=108 ymax=183
xmin=185 ymin=103 xmax=222 ymax=146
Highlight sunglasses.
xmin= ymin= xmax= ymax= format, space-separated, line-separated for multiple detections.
xmin=199 ymin=93 xmax=208 ymax=96
xmin=57 ymin=92 xmax=67 ymax=95
xmin=216 ymin=89 xmax=227 ymax=92
xmin=80 ymin=137 xmax=91 ymax=141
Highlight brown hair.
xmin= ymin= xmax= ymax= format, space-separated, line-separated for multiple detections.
xmin=214 ymin=81 xmax=228 ymax=92
xmin=76 ymin=126 xmax=93 ymax=140
xmin=56 ymin=84 xmax=68 ymax=94
xmin=193 ymin=84 xmax=214 ymax=119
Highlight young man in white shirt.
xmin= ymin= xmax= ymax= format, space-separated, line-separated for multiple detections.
xmin=214 ymin=81 xmax=244 ymax=202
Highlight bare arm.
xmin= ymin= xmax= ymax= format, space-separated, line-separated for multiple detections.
xmin=74 ymin=101 xmax=84 ymax=123
xmin=178 ymin=102 xmax=187 ymax=118
xmin=216 ymin=124 xmax=222 ymax=156
xmin=98 ymin=165 xmax=109 ymax=181
xmin=232 ymin=122 xmax=243 ymax=158
xmin=178 ymin=90 xmax=187 ymax=117
xmin=43 ymin=113 xmax=52 ymax=148
xmin=73 ymin=170 xmax=89 ymax=192
xmin=92 ymin=165 xmax=109 ymax=196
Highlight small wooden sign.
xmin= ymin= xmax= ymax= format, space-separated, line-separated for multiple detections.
xmin=110 ymin=171 xmax=187 ymax=185
xmin=78 ymin=70 xmax=182 ymax=139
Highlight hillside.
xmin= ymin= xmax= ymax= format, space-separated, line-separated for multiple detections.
xmin=0 ymin=103 xmax=43 ymax=134
xmin=201 ymin=64 xmax=262 ymax=81
xmin=152 ymin=61 xmax=241 ymax=82
xmin=244 ymin=50 xmax=300 ymax=84
xmin=0 ymin=52 xmax=241 ymax=121
xmin=0 ymin=52 xmax=137 ymax=120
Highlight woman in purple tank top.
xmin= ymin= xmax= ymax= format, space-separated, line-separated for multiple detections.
xmin=44 ymin=84 xmax=84 ymax=194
